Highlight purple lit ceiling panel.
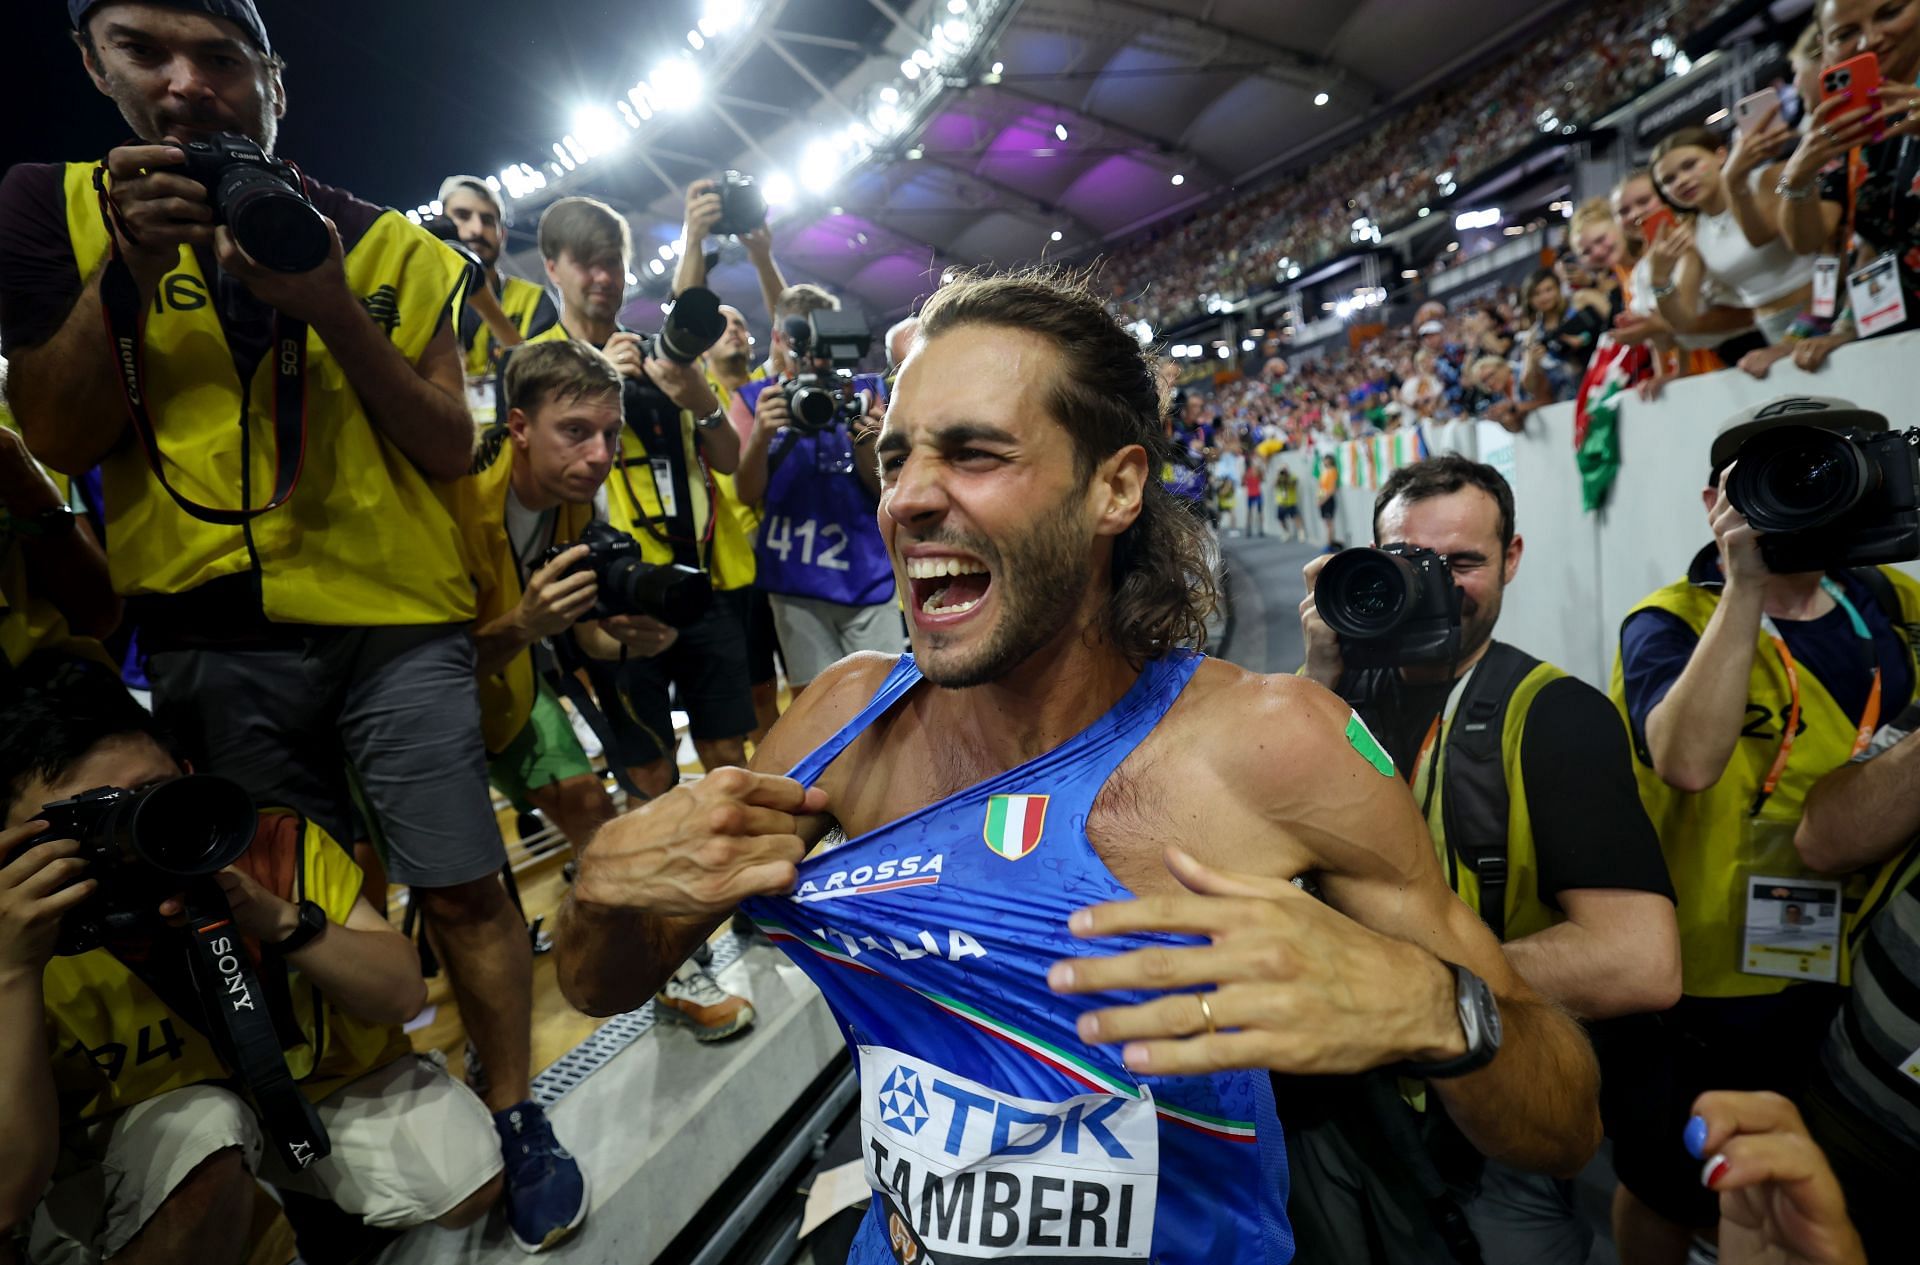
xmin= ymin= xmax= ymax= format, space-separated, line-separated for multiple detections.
xmin=1058 ymin=155 xmax=1180 ymax=233
xmin=946 ymin=211 xmax=1050 ymax=268
xmin=1082 ymin=45 xmax=1229 ymax=142
xmin=1184 ymin=78 xmax=1312 ymax=171
xmin=849 ymin=254 xmax=946 ymax=311
xmin=922 ymin=108 xmax=990 ymax=154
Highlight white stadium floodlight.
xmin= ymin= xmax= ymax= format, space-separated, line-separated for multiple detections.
xmin=902 ymin=60 xmax=922 ymax=80
xmin=572 ymin=107 xmax=626 ymax=158
xmin=1242 ymin=338 xmax=1255 ymax=351
xmin=1217 ymin=345 xmax=1230 ymax=359
xmin=1171 ymin=173 xmax=1185 ymax=186
xmin=702 ymin=0 xmax=744 ymax=32
xmin=761 ymin=171 xmax=795 ymax=206
xmin=648 ymin=258 xmax=666 ymax=275
xmin=1050 ymin=230 xmax=1063 ymax=241
xmin=650 ymin=58 xmax=702 ymax=110
xmin=1454 ymin=207 xmax=1501 ymax=231
xmin=1054 ymin=124 xmax=1068 ymax=141
xmin=1313 ymin=92 xmax=1329 ymax=106
xmin=801 ymin=141 xmax=841 ymax=194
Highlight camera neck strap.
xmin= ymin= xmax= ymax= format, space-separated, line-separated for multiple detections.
xmin=90 ymin=163 xmax=309 ymax=526
xmin=1750 ymin=577 xmax=1881 ymax=816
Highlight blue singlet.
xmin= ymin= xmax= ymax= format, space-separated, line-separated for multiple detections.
xmin=742 ymin=651 xmax=1294 ymax=1263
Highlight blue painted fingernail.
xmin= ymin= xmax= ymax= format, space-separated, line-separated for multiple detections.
xmin=1684 ymin=1115 xmax=1709 ymax=1159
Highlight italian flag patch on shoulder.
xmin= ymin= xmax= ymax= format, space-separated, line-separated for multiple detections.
xmin=983 ymin=793 xmax=1048 ymax=860
xmin=1345 ymin=713 xmax=1396 ymax=778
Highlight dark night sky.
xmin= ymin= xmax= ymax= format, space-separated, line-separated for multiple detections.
xmin=3 ymin=0 xmax=723 ymax=210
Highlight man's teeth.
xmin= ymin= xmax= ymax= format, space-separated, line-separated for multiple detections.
xmin=922 ymin=588 xmax=982 ymax=616
xmin=905 ymin=557 xmax=988 ymax=580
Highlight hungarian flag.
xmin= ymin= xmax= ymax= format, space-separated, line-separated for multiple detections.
xmin=1572 ymin=334 xmax=1649 ymax=512
xmin=983 ymin=794 xmax=1048 ymax=860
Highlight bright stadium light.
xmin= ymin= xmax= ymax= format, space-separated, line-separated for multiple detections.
xmin=948 ymin=0 xmax=968 ymax=11
xmin=761 ymin=170 xmax=795 ymax=206
xmin=650 ymin=57 xmax=703 ymax=110
xmin=1217 ymin=345 xmax=1230 ymax=359
xmin=648 ymin=258 xmax=666 ymax=275
xmin=572 ymin=106 xmax=626 ymax=157
xmin=1054 ymin=123 xmax=1069 ymax=140
xmin=658 ymin=244 xmax=675 ymax=260
xmin=1313 ymin=91 xmax=1329 ymax=106
xmin=626 ymin=271 xmax=638 ymax=285
xmin=1454 ymin=207 xmax=1501 ymax=230
xmin=913 ymin=48 xmax=935 ymax=67
xmin=1171 ymin=173 xmax=1185 ymax=186
xmin=991 ymin=60 xmax=1004 ymax=74
xmin=702 ymin=0 xmax=744 ymax=31
xmin=800 ymin=141 xmax=841 ymax=193
xmin=902 ymin=59 xmax=922 ymax=80
xmin=1050 ymin=229 xmax=1063 ymax=241
xmin=1241 ymin=338 xmax=1256 ymax=351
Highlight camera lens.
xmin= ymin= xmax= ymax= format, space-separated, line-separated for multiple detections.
xmin=1315 ymin=549 xmax=1421 ymax=640
xmin=637 ymin=564 xmax=714 ymax=628
xmin=219 ymin=167 xmax=331 ymax=272
xmin=788 ymin=385 xmax=839 ymax=433
xmin=657 ymin=286 xmax=726 ymax=364
xmin=1727 ymin=426 xmax=1874 ymax=533
xmin=121 ymin=776 xmax=258 ymax=877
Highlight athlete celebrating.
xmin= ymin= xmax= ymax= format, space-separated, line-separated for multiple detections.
xmin=557 ymin=270 xmax=1601 ymax=1261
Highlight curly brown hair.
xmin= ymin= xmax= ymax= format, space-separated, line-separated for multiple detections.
xmin=914 ymin=266 xmax=1218 ymax=663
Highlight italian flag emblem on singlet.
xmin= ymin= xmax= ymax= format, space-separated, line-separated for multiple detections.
xmin=983 ymin=793 xmax=1049 ymax=860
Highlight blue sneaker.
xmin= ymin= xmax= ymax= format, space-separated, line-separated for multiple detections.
xmin=493 ymin=1100 xmax=589 ymax=1253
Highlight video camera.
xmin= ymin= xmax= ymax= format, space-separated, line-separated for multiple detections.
xmin=1726 ymin=425 xmax=1920 ymax=572
xmin=783 ymin=309 xmax=876 ymax=435
xmin=23 ymin=775 xmax=258 ymax=956
xmin=1313 ymin=544 xmax=1462 ymax=668
xmin=177 ymin=132 xmax=330 ymax=273
xmin=713 ymin=170 xmax=767 ymax=238
xmin=540 ymin=521 xmax=713 ymax=627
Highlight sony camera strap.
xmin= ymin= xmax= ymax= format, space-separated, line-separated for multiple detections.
xmin=91 ymin=163 xmax=309 ymax=526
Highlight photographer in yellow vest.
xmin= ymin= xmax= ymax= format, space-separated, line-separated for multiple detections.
xmin=0 ymin=685 xmax=503 ymax=1262
xmin=0 ymin=2 xmax=586 ymax=1249
xmin=1609 ymin=396 xmax=1920 ymax=1264
xmin=450 ymin=338 xmax=754 ymax=1041
xmin=437 ymin=174 xmax=558 ymax=425
xmin=527 ymin=196 xmax=758 ymax=799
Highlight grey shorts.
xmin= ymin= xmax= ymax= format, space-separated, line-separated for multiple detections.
xmin=769 ymin=593 xmax=906 ymax=685
xmin=146 ymin=625 xmax=505 ymax=889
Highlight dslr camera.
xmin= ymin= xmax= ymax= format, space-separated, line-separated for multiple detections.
xmin=540 ymin=521 xmax=713 ymax=627
xmin=783 ymin=309 xmax=876 ymax=435
xmin=623 ymin=286 xmax=728 ymax=422
xmin=1726 ymin=424 xmax=1920 ymax=571
xmin=177 ymin=132 xmax=331 ymax=273
xmin=18 ymin=776 xmax=258 ymax=955
xmin=713 ymin=171 xmax=767 ymax=238
xmin=1313 ymin=544 xmax=1463 ymax=668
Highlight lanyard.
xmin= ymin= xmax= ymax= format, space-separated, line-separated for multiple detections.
xmin=1750 ymin=577 xmax=1882 ymax=815
xmin=1411 ymin=665 xmax=1479 ymax=820
xmin=1840 ymin=146 xmax=1869 ymax=264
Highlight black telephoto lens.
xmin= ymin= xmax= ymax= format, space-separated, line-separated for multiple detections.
xmin=118 ymin=776 xmax=258 ymax=876
xmin=1316 ymin=549 xmax=1420 ymax=639
xmin=220 ymin=168 xmax=331 ymax=273
xmin=657 ymin=286 xmax=726 ymax=364
xmin=1727 ymin=426 xmax=1875 ymax=533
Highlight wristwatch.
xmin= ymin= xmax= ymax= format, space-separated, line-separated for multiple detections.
xmin=1394 ymin=960 xmax=1502 ymax=1080
xmin=1649 ymin=279 xmax=1678 ymax=300
xmin=695 ymin=407 xmax=727 ymax=431
xmin=267 ymin=900 xmax=328 ymax=956
xmin=8 ymin=505 xmax=76 ymax=538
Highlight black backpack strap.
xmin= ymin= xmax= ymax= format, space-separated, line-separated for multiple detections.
xmin=1850 ymin=566 xmax=1918 ymax=656
xmin=1439 ymin=642 xmax=1540 ymax=942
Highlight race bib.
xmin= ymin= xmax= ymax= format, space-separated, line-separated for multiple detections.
xmin=1811 ymin=256 xmax=1840 ymax=321
xmin=650 ymin=457 xmax=679 ymax=519
xmin=1847 ymin=254 xmax=1908 ymax=338
xmin=857 ymin=1045 xmax=1157 ymax=1260
xmin=1741 ymin=874 xmax=1842 ymax=983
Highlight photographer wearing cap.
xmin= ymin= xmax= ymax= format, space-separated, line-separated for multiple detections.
xmin=731 ymin=293 xmax=900 ymax=693
xmin=1608 ymin=396 xmax=1920 ymax=1264
xmin=531 ymin=197 xmax=758 ymax=798
xmin=439 ymin=174 xmax=559 ymax=424
xmin=450 ymin=338 xmax=755 ymax=1041
xmin=0 ymin=3 xmax=590 ymax=1251
xmin=1295 ymin=454 xmax=1678 ymax=1264
xmin=0 ymin=686 xmax=503 ymax=1261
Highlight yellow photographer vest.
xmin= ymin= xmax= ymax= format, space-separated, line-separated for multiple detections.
xmin=441 ymin=435 xmax=595 ymax=754
xmin=460 ymin=273 xmax=550 ymax=379
xmin=1608 ymin=566 xmax=1920 ymax=998
xmin=524 ymin=324 xmax=756 ymax=591
xmin=43 ymin=812 xmax=408 ymax=1120
xmin=62 ymin=162 xmax=474 ymax=626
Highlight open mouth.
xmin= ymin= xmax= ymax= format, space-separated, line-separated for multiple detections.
xmin=904 ymin=555 xmax=993 ymax=622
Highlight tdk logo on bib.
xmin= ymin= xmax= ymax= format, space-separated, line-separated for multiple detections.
xmin=859 ymin=1045 xmax=1157 ymax=1258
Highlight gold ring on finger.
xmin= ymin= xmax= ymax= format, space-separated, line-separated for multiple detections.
xmin=1196 ymin=992 xmax=1217 ymax=1036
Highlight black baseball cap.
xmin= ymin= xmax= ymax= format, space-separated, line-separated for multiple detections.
xmin=70 ymin=0 xmax=272 ymax=56
xmin=1708 ymin=395 xmax=1890 ymax=483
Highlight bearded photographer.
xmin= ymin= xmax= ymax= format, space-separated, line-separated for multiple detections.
xmin=529 ymin=197 xmax=758 ymax=798
xmin=438 ymin=174 xmax=559 ymax=425
xmin=1608 ymin=396 xmax=1920 ymax=1265
xmin=0 ymin=3 xmax=588 ymax=1250
xmin=1295 ymin=454 xmax=1678 ymax=1265
xmin=731 ymin=310 xmax=900 ymax=693
xmin=451 ymin=338 xmax=754 ymax=1041
xmin=0 ymin=686 xmax=503 ymax=1262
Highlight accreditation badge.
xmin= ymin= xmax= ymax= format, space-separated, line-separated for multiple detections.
xmin=464 ymin=374 xmax=497 ymax=426
xmin=650 ymin=458 xmax=679 ymax=519
xmin=1740 ymin=873 xmax=1842 ymax=983
xmin=1846 ymin=253 xmax=1908 ymax=337
xmin=1811 ymin=256 xmax=1841 ymax=320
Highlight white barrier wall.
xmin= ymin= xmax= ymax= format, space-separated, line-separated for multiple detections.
xmin=1293 ymin=330 xmax=1920 ymax=686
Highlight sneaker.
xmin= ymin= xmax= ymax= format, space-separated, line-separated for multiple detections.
xmin=493 ymin=1100 xmax=589 ymax=1253
xmin=655 ymin=959 xmax=755 ymax=1042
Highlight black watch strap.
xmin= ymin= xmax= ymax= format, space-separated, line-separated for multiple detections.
xmin=11 ymin=505 xmax=76 ymax=538
xmin=269 ymin=900 xmax=328 ymax=956
xmin=1393 ymin=960 xmax=1502 ymax=1080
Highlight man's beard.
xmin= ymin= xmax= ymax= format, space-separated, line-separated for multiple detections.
xmin=1458 ymin=584 xmax=1503 ymax=662
xmin=916 ymin=492 xmax=1092 ymax=690
xmin=113 ymin=70 xmax=277 ymax=153
xmin=711 ymin=348 xmax=750 ymax=379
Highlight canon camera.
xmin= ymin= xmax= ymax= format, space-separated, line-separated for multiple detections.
xmin=177 ymin=132 xmax=330 ymax=273
xmin=1313 ymin=544 xmax=1463 ymax=668
xmin=1726 ymin=424 xmax=1920 ymax=571
xmin=540 ymin=521 xmax=713 ymax=627
xmin=783 ymin=309 xmax=876 ymax=434
xmin=14 ymin=776 xmax=258 ymax=955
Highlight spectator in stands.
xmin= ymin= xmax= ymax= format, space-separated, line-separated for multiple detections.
xmin=0 ymin=686 xmax=504 ymax=1259
xmin=1647 ymin=126 xmax=1817 ymax=371
xmin=1516 ymin=268 xmax=1605 ymax=404
xmin=1295 ymin=455 xmax=1679 ymax=1265
xmin=1608 ymin=396 xmax=1920 ymax=1265
xmin=1791 ymin=688 xmax=1920 ymax=1265
xmin=1779 ymin=0 xmax=1920 ymax=349
xmin=0 ymin=4 xmax=586 ymax=1246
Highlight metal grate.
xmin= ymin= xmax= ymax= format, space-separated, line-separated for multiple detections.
xmin=528 ymin=929 xmax=746 ymax=1108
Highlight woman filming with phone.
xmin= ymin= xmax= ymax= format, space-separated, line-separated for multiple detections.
xmin=1778 ymin=0 xmax=1920 ymax=348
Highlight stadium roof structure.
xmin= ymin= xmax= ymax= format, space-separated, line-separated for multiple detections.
xmin=467 ymin=0 xmax=1571 ymax=329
